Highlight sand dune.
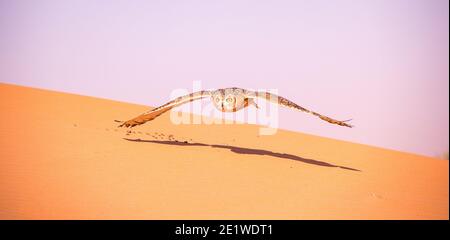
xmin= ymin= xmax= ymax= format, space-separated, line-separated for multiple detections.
xmin=0 ymin=83 xmax=447 ymax=219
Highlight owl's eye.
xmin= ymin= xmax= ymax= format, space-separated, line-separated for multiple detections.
xmin=215 ymin=98 xmax=220 ymax=102
xmin=226 ymin=97 xmax=234 ymax=103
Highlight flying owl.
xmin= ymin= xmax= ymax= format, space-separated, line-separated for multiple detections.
xmin=117 ymin=87 xmax=353 ymax=128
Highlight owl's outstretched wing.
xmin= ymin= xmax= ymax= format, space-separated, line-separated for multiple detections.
xmin=247 ymin=91 xmax=353 ymax=128
xmin=118 ymin=90 xmax=212 ymax=128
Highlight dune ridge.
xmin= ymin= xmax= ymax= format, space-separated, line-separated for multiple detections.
xmin=0 ymin=83 xmax=448 ymax=219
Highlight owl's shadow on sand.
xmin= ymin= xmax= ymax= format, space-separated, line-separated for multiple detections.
xmin=123 ymin=138 xmax=360 ymax=172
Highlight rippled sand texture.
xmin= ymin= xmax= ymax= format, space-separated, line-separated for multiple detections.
xmin=0 ymin=83 xmax=448 ymax=219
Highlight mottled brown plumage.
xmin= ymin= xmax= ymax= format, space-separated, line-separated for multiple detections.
xmin=118 ymin=87 xmax=353 ymax=128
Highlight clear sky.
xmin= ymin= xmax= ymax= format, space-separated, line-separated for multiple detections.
xmin=0 ymin=0 xmax=448 ymax=157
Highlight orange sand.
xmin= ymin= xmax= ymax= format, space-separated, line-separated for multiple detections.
xmin=0 ymin=83 xmax=448 ymax=219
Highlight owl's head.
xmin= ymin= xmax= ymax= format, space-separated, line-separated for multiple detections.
xmin=211 ymin=88 xmax=246 ymax=112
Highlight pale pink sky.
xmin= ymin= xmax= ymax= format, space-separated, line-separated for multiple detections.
xmin=0 ymin=0 xmax=448 ymax=157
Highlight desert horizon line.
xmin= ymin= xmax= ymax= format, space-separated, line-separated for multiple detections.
xmin=1 ymin=81 xmax=447 ymax=160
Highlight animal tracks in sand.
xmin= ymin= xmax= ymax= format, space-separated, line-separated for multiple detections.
xmin=71 ymin=122 xmax=195 ymax=144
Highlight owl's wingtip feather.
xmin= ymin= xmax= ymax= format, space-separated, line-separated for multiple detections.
xmin=343 ymin=119 xmax=354 ymax=128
